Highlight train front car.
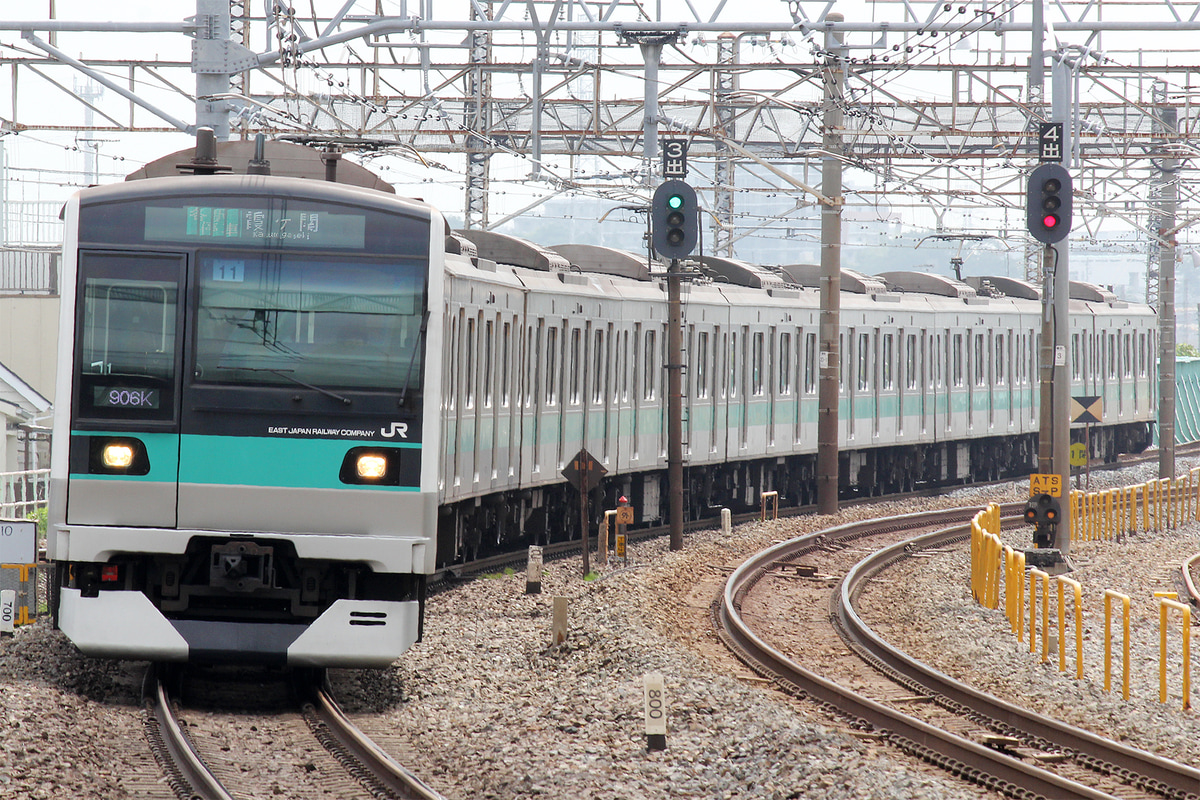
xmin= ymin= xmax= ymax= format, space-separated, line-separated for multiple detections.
xmin=48 ymin=175 xmax=443 ymax=667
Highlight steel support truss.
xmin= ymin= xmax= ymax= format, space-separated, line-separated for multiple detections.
xmin=0 ymin=0 xmax=1197 ymax=254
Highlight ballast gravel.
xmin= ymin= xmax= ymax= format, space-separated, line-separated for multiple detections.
xmin=3 ymin=457 xmax=1200 ymax=799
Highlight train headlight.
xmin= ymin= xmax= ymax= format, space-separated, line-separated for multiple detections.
xmin=102 ymin=443 xmax=136 ymax=469
xmin=356 ymin=454 xmax=388 ymax=480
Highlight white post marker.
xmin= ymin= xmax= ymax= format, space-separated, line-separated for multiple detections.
xmin=526 ymin=545 xmax=543 ymax=594
xmin=721 ymin=508 xmax=732 ymax=535
xmin=551 ymin=596 xmax=569 ymax=646
xmin=0 ymin=589 xmax=15 ymax=635
xmin=643 ymin=671 xmax=667 ymax=751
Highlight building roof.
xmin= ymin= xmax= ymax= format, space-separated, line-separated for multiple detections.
xmin=0 ymin=359 xmax=51 ymax=422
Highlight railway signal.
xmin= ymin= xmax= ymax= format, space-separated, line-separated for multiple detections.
xmin=1025 ymin=163 xmax=1072 ymax=244
xmin=1024 ymin=493 xmax=1061 ymax=549
xmin=651 ymin=179 xmax=698 ymax=260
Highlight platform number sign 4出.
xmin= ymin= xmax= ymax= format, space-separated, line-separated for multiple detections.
xmin=1038 ymin=122 xmax=1064 ymax=163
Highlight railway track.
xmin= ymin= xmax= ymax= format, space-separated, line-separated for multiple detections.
xmin=714 ymin=505 xmax=1200 ymax=800
xmin=141 ymin=665 xmax=447 ymax=800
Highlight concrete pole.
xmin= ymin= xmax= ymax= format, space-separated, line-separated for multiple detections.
xmin=1156 ymin=97 xmax=1178 ymax=479
xmin=640 ymin=42 xmax=664 ymax=178
xmin=1051 ymin=59 xmax=1072 ymax=554
xmin=816 ymin=13 xmax=845 ymax=515
xmin=668 ymin=261 xmax=684 ymax=550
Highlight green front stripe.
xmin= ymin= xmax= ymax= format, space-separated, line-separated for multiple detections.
xmin=70 ymin=431 xmax=419 ymax=491
xmin=180 ymin=435 xmax=419 ymax=490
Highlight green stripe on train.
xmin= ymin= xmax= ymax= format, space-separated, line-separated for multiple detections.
xmin=70 ymin=431 xmax=419 ymax=491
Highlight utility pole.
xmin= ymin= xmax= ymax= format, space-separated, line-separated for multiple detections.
xmin=1049 ymin=57 xmax=1073 ymax=556
xmin=816 ymin=13 xmax=845 ymax=515
xmin=1152 ymin=84 xmax=1178 ymax=479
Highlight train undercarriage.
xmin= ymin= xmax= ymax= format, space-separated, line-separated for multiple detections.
xmin=437 ymin=422 xmax=1153 ymax=566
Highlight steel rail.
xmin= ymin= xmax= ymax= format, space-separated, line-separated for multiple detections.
xmin=306 ymin=676 xmax=448 ymax=800
xmin=142 ymin=666 xmax=236 ymax=800
xmin=716 ymin=506 xmax=1120 ymax=800
xmin=838 ymin=518 xmax=1200 ymax=800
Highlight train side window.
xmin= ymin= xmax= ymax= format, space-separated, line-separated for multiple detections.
xmin=1123 ymin=334 xmax=1131 ymax=378
xmin=752 ymin=332 xmax=765 ymax=396
xmin=1109 ymin=333 xmax=1116 ymax=378
xmin=952 ymin=334 xmax=963 ymax=387
xmin=804 ymin=332 xmax=816 ymax=394
xmin=464 ymin=316 xmax=476 ymax=410
xmin=995 ymin=334 xmax=1005 ymax=386
xmin=715 ymin=327 xmax=724 ymax=399
xmin=857 ymin=333 xmax=869 ymax=391
xmin=569 ymin=327 xmax=582 ymax=405
xmin=882 ymin=333 xmax=894 ymax=391
xmin=643 ymin=328 xmax=657 ymax=401
xmin=904 ymin=334 xmax=917 ymax=390
xmin=447 ymin=313 xmax=459 ymax=411
xmin=592 ymin=329 xmax=605 ymax=404
xmin=1071 ymin=333 xmax=1080 ymax=380
xmin=483 ymin=318 xmax=494 ymax=408
xmin=501 ymin=321 xmax=511 ymax=408
xmin=545 ymin=325 xmax=558 ymax=406
xmin=778 ymin=332 xmax=791 ymax=395
xmin=729 ymin=332 xmax=738 ymax=398
xmin=697 ymin=331 xmax=710 ymax=398
xmin=973 ymin=333 xmax=985 ymax=386
xmin=839 ymin=332 xmax=846 ymax=391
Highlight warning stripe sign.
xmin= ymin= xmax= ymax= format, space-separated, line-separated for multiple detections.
xmin=1071 ymin=395 xmax=1102 ymax=424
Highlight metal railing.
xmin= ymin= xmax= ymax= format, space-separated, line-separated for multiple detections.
xmin=0 ymin=468 xmax=50 ymax=518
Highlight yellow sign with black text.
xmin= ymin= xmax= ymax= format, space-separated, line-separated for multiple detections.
xmin=1030 ymin=473 xmax=1063 ymax=498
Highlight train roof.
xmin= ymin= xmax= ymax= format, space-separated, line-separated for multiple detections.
xmin=548 ymin=244 xmax=652 ymax=281
xmin=776 ymin=264 xmax=889 ymax=295
xmin=125 ymin=138 xmax=396 ymax=193
xmin=455 ymin=229 xmax=571 ymax=272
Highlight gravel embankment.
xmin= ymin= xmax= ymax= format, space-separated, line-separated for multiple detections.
xmin=3 ymin=459 xmax=1200 ymax=799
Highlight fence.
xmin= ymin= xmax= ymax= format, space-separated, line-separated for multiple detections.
xmin=1070 ymin=467 xmax=1200 ymax=542
xmin=0 ymin=468 xmax=49 ymax=519
xmin=968 ymin=497 xmax=1198 ymax=710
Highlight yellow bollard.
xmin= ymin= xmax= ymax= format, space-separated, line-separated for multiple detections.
xmin=1075 ymin=489 xmax=1084 ymax=544
xmin=1015 ymin=551 xmax=1026 ymax=643
xmin=987 ymin=532 xmax=1003 ymax=610
xmin=1004 ymin=546 xmax=1017 ymax=633
xmin=1105 ymin=490 xmax=1114 ymax=541
xmin=1104 ymin=590 xmax=1132 ymax=700
xmin=1056 ymin=576 xmax=1084 ymax=679
xmin=1142 ymin=482 xmax=1150 ymax=533
xmin=1030 ymin=569 xmax=1050 ymax=662
xmin=1158 ymin=596 xmax=1192 ymax=710
xmin=970 ymin=518 xmax=983 ymax=604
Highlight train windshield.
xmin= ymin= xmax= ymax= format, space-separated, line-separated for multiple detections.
xmin=194 ymin=251 xmax=426 ymax=392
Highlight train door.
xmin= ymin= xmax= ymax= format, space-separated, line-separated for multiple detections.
xmin=67 ymin=251 xmax=186 ymax=528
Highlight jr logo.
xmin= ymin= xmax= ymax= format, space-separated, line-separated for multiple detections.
xmin=381 ymin=422 xmax=409 ymax=439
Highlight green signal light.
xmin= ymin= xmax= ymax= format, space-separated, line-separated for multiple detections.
xmin=667 ymin=194 xmax=684 ymax=210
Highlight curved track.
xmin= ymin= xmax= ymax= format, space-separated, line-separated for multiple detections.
xmin=141 ymin=666 xmax=447 ymax=800
xmin=715 ymin=506 xmax=1200 ymax=800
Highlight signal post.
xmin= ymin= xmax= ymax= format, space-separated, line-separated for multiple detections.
xmin=1026 ymin=110 xmax=1073 ymax=566
xmin=651 ymin=179 xmax=698 ymax=551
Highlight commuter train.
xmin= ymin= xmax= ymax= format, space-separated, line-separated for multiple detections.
xmin=47 ymin=139 xmax=1155 ymax=667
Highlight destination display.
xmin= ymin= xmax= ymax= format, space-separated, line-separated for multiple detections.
xmin=93 ymin=385 xmax=161 ymax=410
xmin=144 ymin=205 xmax=367 ymax=249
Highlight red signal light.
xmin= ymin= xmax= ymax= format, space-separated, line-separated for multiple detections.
xmin=1043 ymin=214 xmax=1060 ymax=229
